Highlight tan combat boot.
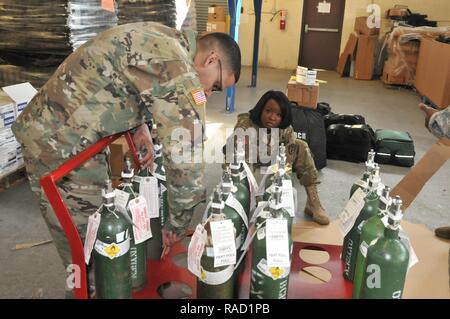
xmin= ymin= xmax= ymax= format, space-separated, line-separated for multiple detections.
xmin=304 ymin=184 xmax=330 ymax=225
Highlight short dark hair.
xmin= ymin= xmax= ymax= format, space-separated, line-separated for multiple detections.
xmin=249 ymin=91 xmax=293 ymax=129
xmin=199 ymin=32 xmax=241 ymax=83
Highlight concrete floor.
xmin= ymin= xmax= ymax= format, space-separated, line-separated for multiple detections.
xmin=0 ymin=67 xmax=448 ymax=298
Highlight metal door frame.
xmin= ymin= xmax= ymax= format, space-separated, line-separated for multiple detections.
xmin=298 ymin=0 xmax=346 ymax=68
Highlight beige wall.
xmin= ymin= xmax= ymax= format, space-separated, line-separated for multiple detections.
xmin=238 ymin=0 xmax=303 ymax=70
xmin=238 ymin=0 xmax=450 ymax=70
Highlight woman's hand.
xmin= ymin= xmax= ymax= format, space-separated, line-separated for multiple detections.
xmin=419 ymin=103 xmax=438 ymax=129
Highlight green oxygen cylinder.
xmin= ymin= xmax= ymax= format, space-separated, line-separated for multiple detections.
xmin=262 ymin=144 xmax=292 ymax=202
xmin=350 ymin=149 xmax=376 ymax=198
xmin=352 ymin=186 xmax=392 ymax=299
xmin=342 ymin=164 xmax=381 ymax=282
xmin=133 ymin=152 xmax=163 ymax=260
xmin=230 ymin=147 xmax=251 ymax=213
xmin=93 ymin=180 xmax=132 ymax=299
xmin=250 ymin=174 xmax=293 ymax=299
xmin=362 ymin=196 xmax=409 ymax=299
xmin=197 ymin=187 xmax=236 ymax=299
xmin=118 ymin=158 xmax=147 ymax=291
xmin=222 ymin=168 xmax=248 ymax=257
xmin=221 ymin=168 xmax=249 ymax=296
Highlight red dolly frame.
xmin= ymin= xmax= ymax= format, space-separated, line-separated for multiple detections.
xmin=39 ymin=130 xmax=353 ymax=300
xmin=40 ymin=131 xmax=140 ymax=299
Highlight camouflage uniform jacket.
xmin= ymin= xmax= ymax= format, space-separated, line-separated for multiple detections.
xmin=12 ymin=22 xmax=206 ymax=235
xmin=234 ymin=113 xmax=319 ymax=186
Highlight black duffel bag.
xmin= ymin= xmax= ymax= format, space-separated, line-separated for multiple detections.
xmin=290 ymin=103 xmax=327 ymax=170
xmin=326 ymin=124 xmax=376 ymax=163
xmin=324 ymin=113 xmax=366 ymax=128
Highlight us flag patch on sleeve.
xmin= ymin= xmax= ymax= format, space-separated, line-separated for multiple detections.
xmin=191 ymin=89 xmax=207 ymax=106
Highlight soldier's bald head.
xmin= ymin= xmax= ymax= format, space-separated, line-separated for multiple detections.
xmin=197 ymin=32 xmax=241 ymax=83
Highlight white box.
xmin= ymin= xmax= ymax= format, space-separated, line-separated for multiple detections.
xmin=0 ymin=141 xmax=18 ymax=178
xmin=0 ymin=92 xmax=15 ymax=129
xmin=2 ymin=82 xmax=37 ymax=117
xmin=0 ymin=127 xmax=15 ymax=147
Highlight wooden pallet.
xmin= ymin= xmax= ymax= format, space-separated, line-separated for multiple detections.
xmin=0 ymin=165 xmax=26 ymax=191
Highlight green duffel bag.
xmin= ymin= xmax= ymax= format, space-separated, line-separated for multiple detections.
xmin=375 ymin=129 xmax=415 ymax=167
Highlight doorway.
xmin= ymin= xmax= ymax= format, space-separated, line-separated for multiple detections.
xmin=298 ymin=0 xmax=346 ymax=70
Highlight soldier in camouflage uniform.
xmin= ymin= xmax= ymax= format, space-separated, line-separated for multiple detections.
xmin=233 ymin=91 xmax=329 ymax=225
xmin=12 ymin=22 xmax=241 ymax=296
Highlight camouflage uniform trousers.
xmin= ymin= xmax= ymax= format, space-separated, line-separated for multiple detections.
xmin=23 ymin=146 xmax=110 ymax=297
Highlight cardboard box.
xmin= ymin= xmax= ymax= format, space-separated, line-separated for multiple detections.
xmin=2 ymin=82 xmax=37 ymax=117
xmin=354 ymin=34 xmax=377 ymax=80
xmin=208 ymin=5 xmax=226 ymax=22
xmin=382 ymin=59 xmax=407 ymax=85
xmin=206 ymin=21 xmax=227 ymax=33
xmin=354 ymin=16 xmax=380 ymax=36
xmin=0 ymin=127 xmax=15 ymax=147
xmin=0 ymin=92 xmax=15 ymax=129
xmin=415 ymin=38 xmax=450 ymax=109
xmin=387 ymin=7 xmax=409 ymax=18
xmin=109 ymin=136 xmax=130 ymax=178
xmin=337 ymin=33 xmax=358 ymax=76
xmin=287 ymin=80 xmax=319 ymax=109
xmin=0 ymin=140 xmax=18 ymax=178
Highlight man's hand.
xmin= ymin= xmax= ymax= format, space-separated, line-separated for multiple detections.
xmin=161 ymin=229 xmax=185 ymax=258
xmin=419 ymin=103 xmax=438 ymax=129
xmin=133 ymin=124 xmax=155 ymax=169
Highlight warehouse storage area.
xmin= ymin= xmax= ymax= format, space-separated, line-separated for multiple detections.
xmin=0 ymin=0 xmax=449 ymax=303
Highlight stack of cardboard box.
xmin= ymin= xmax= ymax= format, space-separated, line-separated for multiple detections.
xmin=0 ymin=82 xmax=37 ymax=179
xmin=381 ymin=27 xmax=450 ymax=86
xmin=337 ymin=17 xmax=379 ymax=80
xmin=206 ymin=5 xmax=227 ymax=33
xmin=287 ymin=75 xmax=319 ymax=109
xmin=415 ymin=37 xmax=450 ymax=109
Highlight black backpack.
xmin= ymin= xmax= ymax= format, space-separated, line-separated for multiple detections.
xmin=290 ymin=103 xmax=327 ymax=170
xmin=324 ymin=113 xmax=366 ymax=128
xmin=326 ymin=124 xmax=376 ymax=163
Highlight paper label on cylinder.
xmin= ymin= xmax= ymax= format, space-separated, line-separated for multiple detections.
xmin=339 ymin=188 xmax=366 ymax=236
xmin=281 ymin=179 xmax=295 ymax=217
xmin=188 ymin=224 xmax=207 ymax=278
xmin=210 ymin=220 xmax=236 ymax=268
xmin=114 ymin=189 xmax=130 ymax=213
xmin=128 ymin=196 xmax=152 ymax=244
xmin=266 ymin=219 xmax=290 ymax=268
xmin=84 ymin=210 xmax=101 ymax=264
xmin=399 ymin=227 xmax=419 ymax=270
xmin=139 ymin=176 xmax=159 ymax=218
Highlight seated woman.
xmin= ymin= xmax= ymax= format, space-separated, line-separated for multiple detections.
xmin=233 ymin=90 xmax=329 ymax=225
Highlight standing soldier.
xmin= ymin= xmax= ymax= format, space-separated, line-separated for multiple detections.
xmin=12 ymin=22 xmax=241 ymax=297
